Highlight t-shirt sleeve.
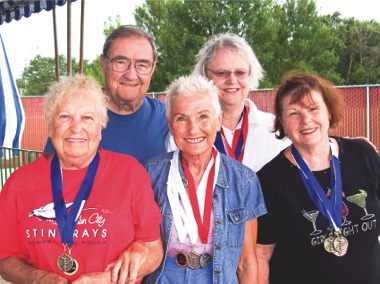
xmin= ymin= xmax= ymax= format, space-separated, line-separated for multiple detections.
xmin=0 ymin=174 xmax=27 ymax=260
xmin=130 ymin=163 xmax=162 ymax=242
xmin=247 ymin=171 xmax=267 ymax=220
xmin=257 ymin=166 xmax=281 ymax=245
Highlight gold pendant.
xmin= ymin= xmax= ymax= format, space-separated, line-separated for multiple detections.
xmin=57 ymin=245 xmax=79 ymax=275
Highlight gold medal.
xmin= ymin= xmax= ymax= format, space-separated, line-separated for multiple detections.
xmin=187 ymin=251 xmax=201 ymax=270
xmin=57 ymin=245 xmax=79 ymax=275
xmin=57 ymin=254 xmax=79 ymax=275
xmin=57 ymin=254 xmax=74 ymax=273
xmin=324 ymin=234 xmax=335 ymax=253
xmin=65 ymin=257 xmax=79 ymax=275
xmin=324 ymin=230 xmax=348 ymax=257
xmin=333 ymin=235 xmax=348 ymax=257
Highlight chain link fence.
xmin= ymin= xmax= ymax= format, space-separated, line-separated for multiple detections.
xmin=20 ymin=85 xmax=379 ymax=152
xmin=248 ymin=85 xmax=379 ymax=149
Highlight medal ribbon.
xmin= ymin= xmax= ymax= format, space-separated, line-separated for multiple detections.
xmin=291 ymin=141 xmax=342 ymax=231
xmin=167 ymin=150 xmax=198 ymax=244
xmin=181 ymin=149 xmax=216 ymax=244
xmin=51 ymin=151 xmax=100 ymax=247
xmin=214 ymin=106 xmax=248 ymax=162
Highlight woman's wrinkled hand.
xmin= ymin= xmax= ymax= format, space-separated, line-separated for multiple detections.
xmin=106 ymin=240 xmax=148 ymax=283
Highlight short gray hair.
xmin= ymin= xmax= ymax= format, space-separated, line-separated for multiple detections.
xmin=44 ymin=74 xmax=108 ymax=128
xmin=193 ymin=33 xmax=264 ymax=89
xmin=165 ymin=75 xmax=221 ymax=119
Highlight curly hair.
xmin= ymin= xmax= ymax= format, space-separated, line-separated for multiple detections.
xmin=44 ymin=74 xmax=108 ymax=128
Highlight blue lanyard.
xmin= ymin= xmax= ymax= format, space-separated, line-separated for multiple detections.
xmin=291 ymin=142 xmax=342 ymax=230
xmin=214 ymin=132 xmax=226 ymax=155
xmin=214 ymin=107 xmax=245 ymax=159
xmin=51 ymin=152 xmax=100 ymax=247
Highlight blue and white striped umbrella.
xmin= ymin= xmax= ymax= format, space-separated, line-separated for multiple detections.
xmin=0 ymin=0 xmax=78 ymax=158
xmin=0 ymin=0 xmax=76 ymax=25
xmin=0 ymin=33 xmax=25 ymax=156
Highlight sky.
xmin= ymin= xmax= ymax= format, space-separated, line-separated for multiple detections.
xmin=0 ymin=0 xmax=379 ymax=79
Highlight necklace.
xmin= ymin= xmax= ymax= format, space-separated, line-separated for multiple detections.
xmin=51 ymin=151 xmax=100 ymax=274
xmin=292 ymin=141 xmax=348 ymax=257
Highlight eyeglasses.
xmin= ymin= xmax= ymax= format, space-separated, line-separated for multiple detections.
xmin=104 ymin=54 xmax=154 ymax=75
xmin=206 ymin=68 xmax=250 ymax=79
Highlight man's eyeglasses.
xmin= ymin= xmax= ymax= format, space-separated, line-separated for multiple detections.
xmin=104 ymin=54 xmax=154 ymax=75
xmin=206 ymin=68 xmax=250 ymax=79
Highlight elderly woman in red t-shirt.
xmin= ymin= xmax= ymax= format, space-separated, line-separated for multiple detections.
xmin=0 ymin=74 xmax=163 ymax=283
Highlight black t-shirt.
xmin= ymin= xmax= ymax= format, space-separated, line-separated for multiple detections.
xmin=257 ymin=137 xmax=380 ymax=284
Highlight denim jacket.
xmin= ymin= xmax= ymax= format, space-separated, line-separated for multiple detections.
xmin=142 ymin=151 xmax=267 ymax=284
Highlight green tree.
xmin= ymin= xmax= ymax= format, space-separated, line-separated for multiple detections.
xmin=16 ymin=77 xmax=27 ymax=96
xmin=82 ymin=16 xmax=122 ymax=88
xmin=17 ymin=0 xmax=380 ymax=95
xmin=260 ymin=0 xmax=343 ymax=85
xmin=337 ymin=18 xmax=380 ymax=84
xmin=19 ymin=55 xmax=81 ymax=96
xmin=16 ymin=16 xmax=121 ymax=95
xmin=103 ymin=15 xmax=122 ymax=38
xmin=135 ymin=0 xmax=347 ymax=91
xmin=84 ymin=56 xmax=105 ymax=87
xmin=244 ymin=0 xmax=285 ymax=87
xmin=135 ymin=0 xmax=209 ymax=91
xmin=136 ymin=0 xmax=270 ymax=91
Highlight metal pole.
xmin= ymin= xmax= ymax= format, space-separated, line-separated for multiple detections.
xmin=52 ymin=0 xmax=60 ymax=81
xmin=67 ymin=0 xmax=72 ymax=76
xmin=79 ymin=0 xmax=85 ymax=74
xmin=366 ymin=85 xmax=370 ymax=140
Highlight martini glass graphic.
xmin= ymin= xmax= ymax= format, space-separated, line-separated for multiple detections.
xmin=326 ymin=188 xmax=351 ymax=226
xmin=341 ymin=202 xmax=351 ymax=226
xmin=346 ymin=189 xmax=374 ymax=220
xmin=302 ymin=209 xmax=322 ymax=235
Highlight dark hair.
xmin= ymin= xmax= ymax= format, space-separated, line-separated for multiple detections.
xmin=273 ymin=72 xmax=345 ymax=139
xmin=102 ymin=25 xmax=157 ymax=62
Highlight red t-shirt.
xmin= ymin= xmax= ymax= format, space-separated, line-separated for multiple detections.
xmin=0 ymin=149 xmax=161 ymax=282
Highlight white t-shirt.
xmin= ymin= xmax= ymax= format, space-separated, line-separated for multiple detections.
xmin=222 ymin=99 xmax=290 ymax=172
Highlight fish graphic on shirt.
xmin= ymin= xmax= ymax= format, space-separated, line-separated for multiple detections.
xmin=29 ymin=202 xmax=73 ymax=220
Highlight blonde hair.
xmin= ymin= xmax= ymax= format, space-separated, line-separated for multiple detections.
xmin=193 ymin=33 xmax=264 ymax=89
xmin=165 ymin=74 xmax=221 ymax=119
xmin=44 ymin=74 xmax=108 ymax=128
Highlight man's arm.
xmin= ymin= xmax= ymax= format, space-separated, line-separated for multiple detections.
xmin=0 ymin=256 xmax=68 ymax=284
xmin=346 ymin=136 xmax=378 ymax=152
